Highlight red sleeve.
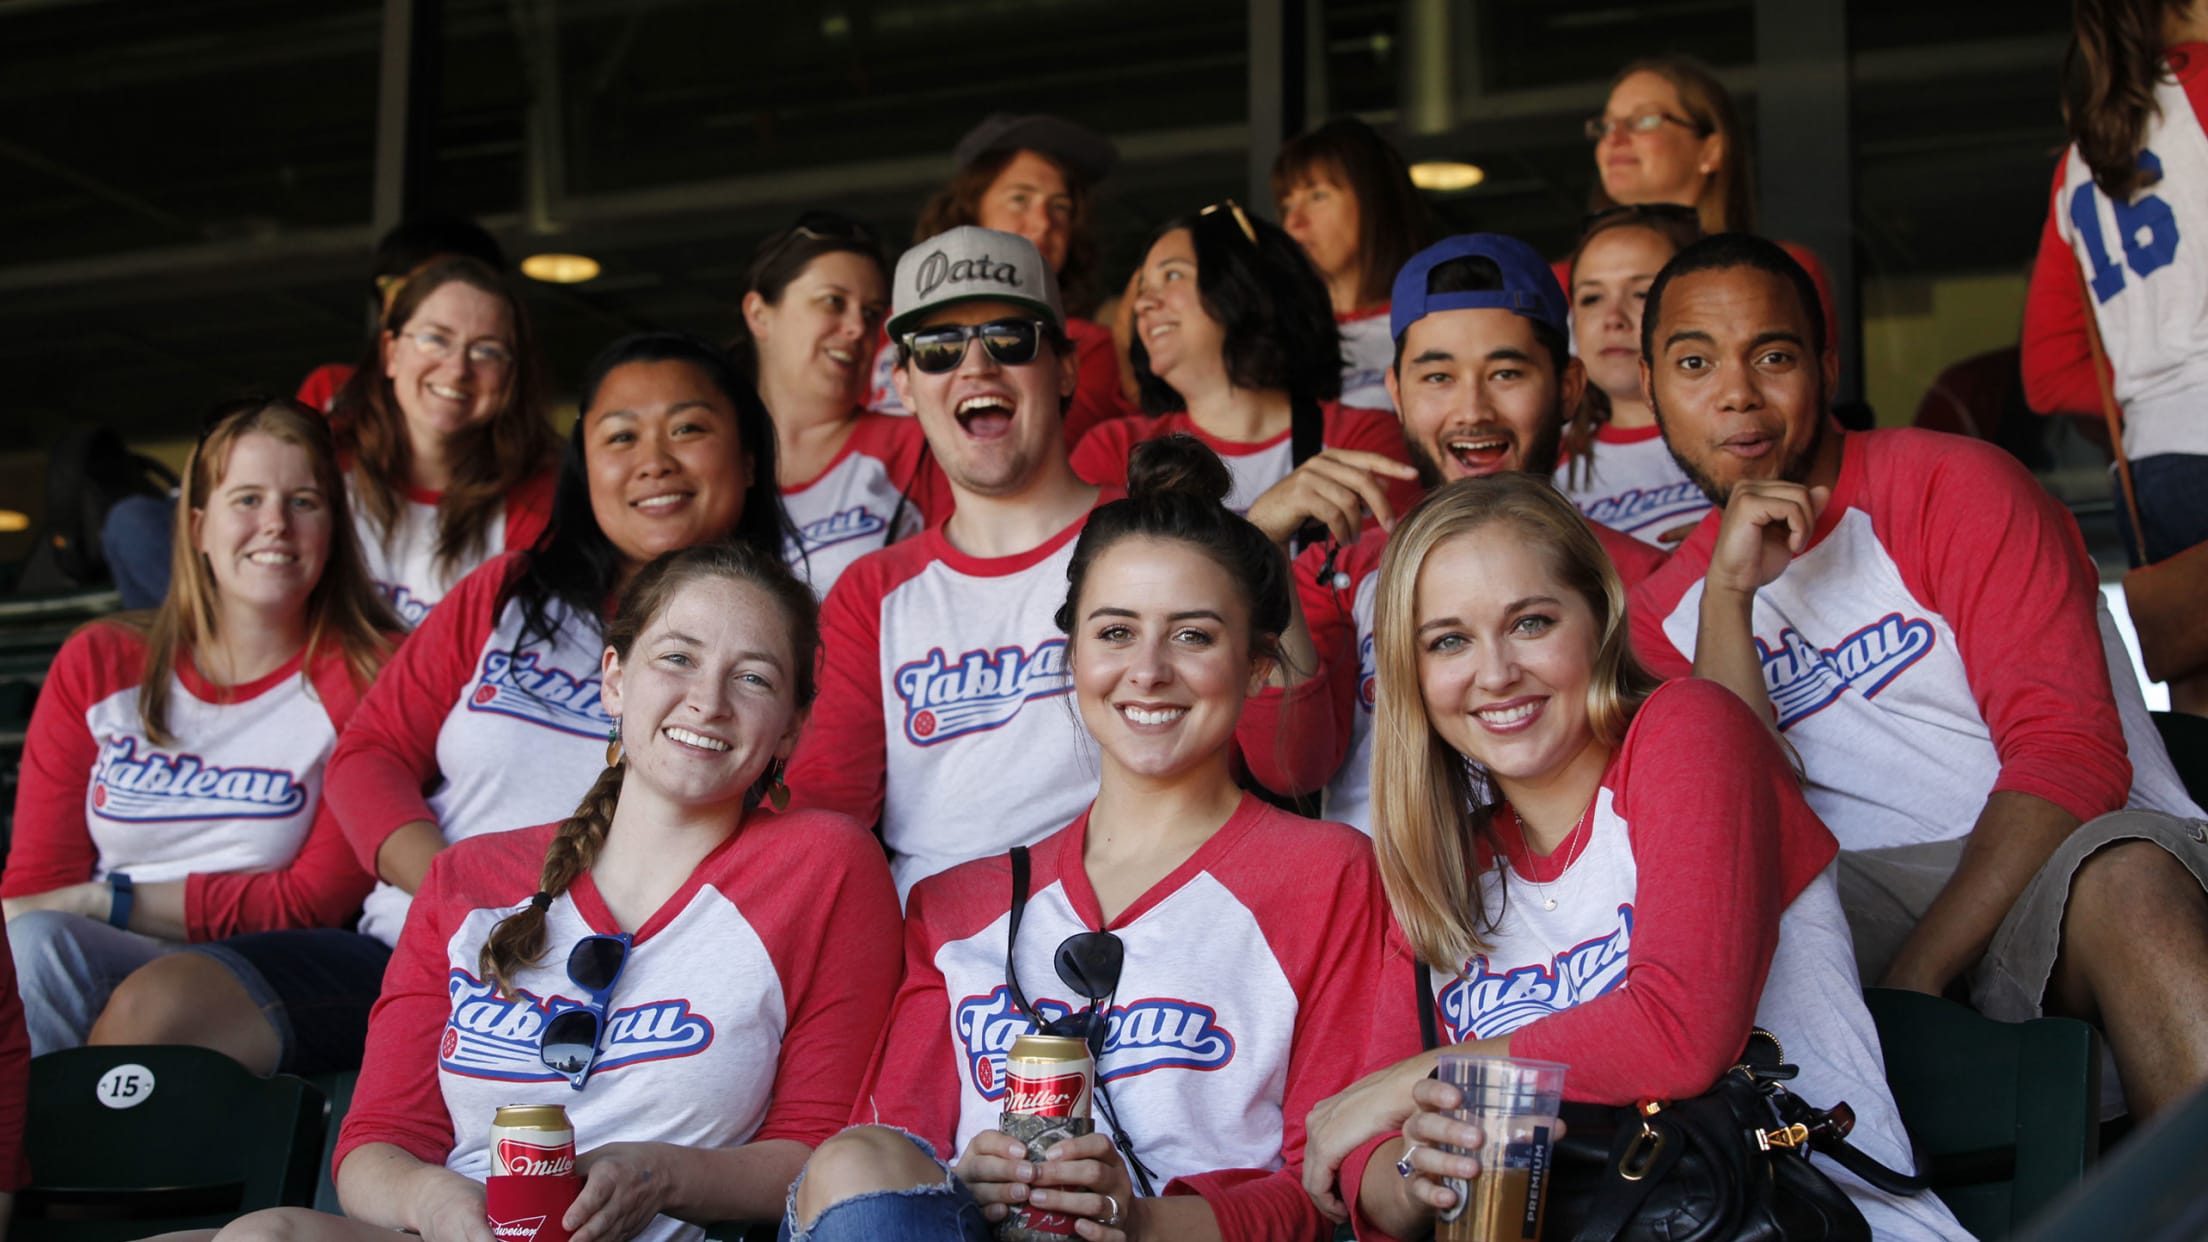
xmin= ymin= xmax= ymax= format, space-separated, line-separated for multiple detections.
xmin=1323 ymin=405 xmax=1423 ymax=522
xmin=785 ymin=556 xmax=892 ymax=828
xmin=1509 ymin=680 xmax=1837 ymax=1102
xmin=1062 ymin=319 xmax=1137 ymax=451
xmin=1779 ymin=242 xmax=1841 ymax=360
xmin=0 ymin=918 xmax=31 ymax=1190
xmin=1342 ymin=933 xmax=1438 ymax=1242
xmin=1874 ymin=433 xmax=2130 ymax=822
xmin=185 ymin=650 xmax=378 ymax=938
xmin=2021 ymin=165 xmax=2106 ymax=418
xmin=1593 ymin=521 xmax=1668 ymax=589
xmin=1 ymin=626 xmax=129 ymax=898
xmin=1068 ymin=417 xmax=1140 ymax=490
xmin=1236 ymin=542 xmax=1361 ymax=795
xmin=844 ymin=878 xmax=965 ymax=1156
xmin=501 ymin=469 xmax=558 ymax=555
xmin=325 ymin=556 xmax=513 ymax=872
xmin=749 ymin=814 xmax=905 ymax=1146
xmin=295 ymin=363 xmax=355 ymax=415
xmin=1172 ymin=824 xmax=1389 ymax=1241
xmin=1625 ymin=539 xmax=1704 ymax=682
xmin=335 ymin=848 xmax=464 ymax=1173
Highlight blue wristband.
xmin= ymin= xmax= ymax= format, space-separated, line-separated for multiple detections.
xmin=106 ymin=872 xmax=134 ymax=930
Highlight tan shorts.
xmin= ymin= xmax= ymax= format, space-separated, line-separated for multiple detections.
xmin=1837 ymin=810 xmax=2208 ymax=1021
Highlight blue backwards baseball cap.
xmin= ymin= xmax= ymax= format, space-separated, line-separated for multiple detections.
xmin=1389 ymin=234 xmax=1568 ymax=343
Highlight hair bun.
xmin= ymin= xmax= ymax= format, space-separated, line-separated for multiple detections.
xmin=1125 ymin=434 xmax=1233 ymax=508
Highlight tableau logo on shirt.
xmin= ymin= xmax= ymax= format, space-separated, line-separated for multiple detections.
xmin=1758 ymin=613 xmax=1937 ymax=730
xmin=794 ymin=506 xmax=888 ymax=555
xmin=1439 ymin=905 xmax=1634 ymax=1042
xmin=953 ymin=985 xmax=1237 ymax=1098
xmin=379 ymin=581 xmax=433 ymax=626
xmin=1581 ymin=482 xmax=1709 ymax=534
xmin=91 ymin=737 xmax=307 ymax=823
xmin=467 ymin=650 xmax=607 ymax=739
xmin=438 ymin=969 xmax=714 ymax=1082
xmin=894 ymin=642 xmax=1071 ymax=745
xmin=1357 ymin=632 xmax=1377 ymax=714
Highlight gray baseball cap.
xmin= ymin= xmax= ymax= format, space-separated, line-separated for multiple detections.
xmin=952 ymin=113 xmax=1117 ymax=186
xmin=887 ymin=226 xmax=1065 ymax=341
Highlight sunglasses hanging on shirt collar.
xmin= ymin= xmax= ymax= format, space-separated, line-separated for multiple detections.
xmin=538 ymin=931 xmax=632 ymax=1090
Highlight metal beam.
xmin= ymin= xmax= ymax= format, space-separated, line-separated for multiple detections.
xmin=1247 ymin=0 xmax=1309 ymax=215
xmin=1756 ymin=0 xmax=1860 ymax=404
xmin=372 ymin=0 xmax=444 ymax=238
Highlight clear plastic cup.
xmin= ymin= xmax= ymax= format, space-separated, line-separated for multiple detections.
xmin=1431 ymin=1054 xmax=1569 ymax=1242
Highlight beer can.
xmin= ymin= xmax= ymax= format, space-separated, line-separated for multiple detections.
xmin=997 ymin=1034 xmax=1095 ymax=1242
xmin=490 ymin=1103 xmax=577 ymax=1179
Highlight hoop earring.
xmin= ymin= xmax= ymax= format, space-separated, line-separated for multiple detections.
xmin=605 ymin=720 xmax=624 ymax=767
xmin=765 ymin=759 xmax=791 ymax=813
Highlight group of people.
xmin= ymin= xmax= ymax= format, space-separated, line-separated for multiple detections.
xmin=0 ymin=12 xmax=2200 ymax=1241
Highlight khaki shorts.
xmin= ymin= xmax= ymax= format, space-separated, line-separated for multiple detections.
xmin=1837 ymin=810 xmax=2208 ymax=1021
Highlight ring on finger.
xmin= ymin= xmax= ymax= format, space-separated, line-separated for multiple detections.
xmin=1395 ymin=1141 xmax=1420 ymax=1179
xmin=1100 ymin=1192 xmax=1123 ymax=1227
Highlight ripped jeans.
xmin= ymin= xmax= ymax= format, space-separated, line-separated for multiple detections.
xmin=780 ymin=1127 xmax=992 ymax=1242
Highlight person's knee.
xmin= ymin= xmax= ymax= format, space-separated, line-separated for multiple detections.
xmin=2070 ymin=839 xmax=2206 ymax=928
xmin=795 ymin=1126 xmax=946 ymax=1223
xmin=212 ymin=1207 xmax=339 ymax=1242
xmin=88 ymin=953 xmax=256 ymax=1048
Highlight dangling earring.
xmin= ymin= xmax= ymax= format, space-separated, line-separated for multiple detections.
xmin=605 ymin=720 xmax=624 ymax=767
xmin=766 ymin=759 xmax=791 ymax=813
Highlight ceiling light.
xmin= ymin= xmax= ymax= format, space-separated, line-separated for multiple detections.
xmin=0 ymin=510 xmax=28 ymax=533
xmin=1409 ymin=161 xmax=1485 ymax=192
xmin=521 ymin=253 xmax=602 ymax=284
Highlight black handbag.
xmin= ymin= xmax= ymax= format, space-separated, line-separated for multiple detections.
xmin=1413 ymin=962 xmax=1927 ymax=1242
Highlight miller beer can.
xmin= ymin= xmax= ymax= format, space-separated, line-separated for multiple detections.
xmin=490 ymin=1103 xmax=577 ymax=1179
xmin=997 ymin=1034 xmax=1096 ymax=1242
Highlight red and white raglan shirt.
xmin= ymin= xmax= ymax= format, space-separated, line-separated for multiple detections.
xmin=1336 ymin=306 xmax=1395 ymax=412
xmin=1241 ymin=516 xmax=1667 ymax=832
xmin=1070 ymin=404 xmax=1421 ymax=518
xmin=2024 ymin=45 xmax=2208 ymax=463
xmin=350 ymin=468 xmax=557 ymax=627
xmin=781 ymin=412 xmax=953 ymax=597
xmin=869 ymin=317 xmax=1134 ymax=450
xmin=335 ymin=811 xmax=902 ymax=1242
xmin=1630 ymin=429 xmax=2138 ymax=855
xmin=326 ymin=553 xmax=613 ymax=945
xmin=1335 ymin=681 xmax=1966 ymax=1242
xmin=854 ymin=795 xmax=1388 ymax=1242
xmin=1553 ymin=424 xmax=1713 ymax=547
xmin=2 ymin=624 xmax=374 ymax=935
xmin=788 ymin=505 xmax=1114 ymax=899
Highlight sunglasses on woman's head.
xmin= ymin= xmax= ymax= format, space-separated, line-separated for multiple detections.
xmin=1199 ymin=199 xmax=1259 ymax=246
xmin=900 ymin=318 xmax=1046 ymax=374
xmin=538 ymin=932 xmax=631 ymax=1090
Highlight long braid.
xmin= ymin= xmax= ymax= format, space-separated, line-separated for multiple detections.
xmin=479 ymin=761 xmax=627 ymax=997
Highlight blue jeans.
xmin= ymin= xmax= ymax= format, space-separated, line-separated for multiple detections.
xmin=100 ymin=493 xmax=175 ymax=610
xmin=8 ymin=911 xmax=176 ymax=1055
xmin=780 ymin=1129 xmax=992 ymax=1242
xmin=2118 ymin=452 xmax=2208 ymax=566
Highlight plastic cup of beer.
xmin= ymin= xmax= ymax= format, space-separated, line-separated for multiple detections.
xmin=1431 ymin=1054 xmax=1567 ymax=1242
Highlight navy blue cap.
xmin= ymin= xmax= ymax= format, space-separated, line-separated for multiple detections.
xmin=1389 ymin=234 xmax=1569 ymax=342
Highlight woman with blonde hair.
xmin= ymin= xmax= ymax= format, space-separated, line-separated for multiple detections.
xmin=1297 ymin=474 xmax=1963 ymax=1241
xmin=4 ymin=396 xmax=396 ymax=1059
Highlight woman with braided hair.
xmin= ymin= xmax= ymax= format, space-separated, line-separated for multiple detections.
xmin=214 ymin=542 xmax=901 ymax=1242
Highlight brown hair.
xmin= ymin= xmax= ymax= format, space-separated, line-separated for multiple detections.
xmin=2065 ymin=0 xmax=2187 ymax=198
xmin=1587 ymin=56 xmax=1754 ymax=235
xmin=1559 ymin=209 xmax=1705 ymax=487
xmin=125 ymin=397 xmax=397 ymax=745
xmin=478 ymin=541 xmax=822 ymax=996
xmin=915 ymin=147 xmax=1101 ymax=317
xmin=332 ymin=256 xmax=557 ymax=582
xmin=1269 ymin=116 xmax=1436 ymax=309
xmin=1368 ymin=475 xmax=1659 ymax=971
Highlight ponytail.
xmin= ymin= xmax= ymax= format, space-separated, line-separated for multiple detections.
xmin=479 ymin=760 xmax=626 ymax=997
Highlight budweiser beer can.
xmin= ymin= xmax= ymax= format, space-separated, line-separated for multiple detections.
xmin=491 ymin=1103 xmax=577 ymax=1179
xmin=997 ymin=1034 xmax=1095 ymax=1242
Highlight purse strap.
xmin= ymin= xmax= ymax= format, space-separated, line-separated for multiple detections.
xmin=1415 ymin=960 xmax=1440 ymax=1052
xmin=2074 ymin=252 xmax=2150 ymax=557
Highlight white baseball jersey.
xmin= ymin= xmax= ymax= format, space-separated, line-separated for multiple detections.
xmin=857 ymin=796 xmax=1388 ymax=1241
xmin=325 ymin=554 xmax=614 ymax=944
xmin=1336 ymin=306 xmax=1395 ymax=411
xmin=2027 ymin=43 xmax=2208 ymax=459
xmin=780 ymin=412 xmax=950 ymax=597
xmin=336 ymin=811 xmax=902 ymax=1242
xmin=1553 ymin=424 xmax=1713 ymax=547
xmin=787 ymin=508 xmax=1111 ymax=898
xmin=349 ymin=470 xmax=555 ymax=627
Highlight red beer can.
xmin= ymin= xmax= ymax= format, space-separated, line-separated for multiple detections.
xmin=998 ymin=1034 xmax=1096 ymax=1242
xmin=486 ymin=1104 xmax=581 ymax=1242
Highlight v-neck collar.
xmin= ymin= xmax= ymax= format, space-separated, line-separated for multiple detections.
xmin=1052 ymin=792 xmax=1267 ymax=931
xmin=563 ymin=818 xmax=749 ymax=947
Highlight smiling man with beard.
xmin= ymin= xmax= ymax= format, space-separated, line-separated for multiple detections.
xmin=1630 ymin=232 xmax=2208 ymax=1121
xmin=786 ymin=227 xmax=1116 ymax=900
xmin=1234 ymin=234 xmax=1666 ymax=832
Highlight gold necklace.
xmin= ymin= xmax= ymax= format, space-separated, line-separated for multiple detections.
xmin=1506 ymin=794 xmax=1597 ymax=912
